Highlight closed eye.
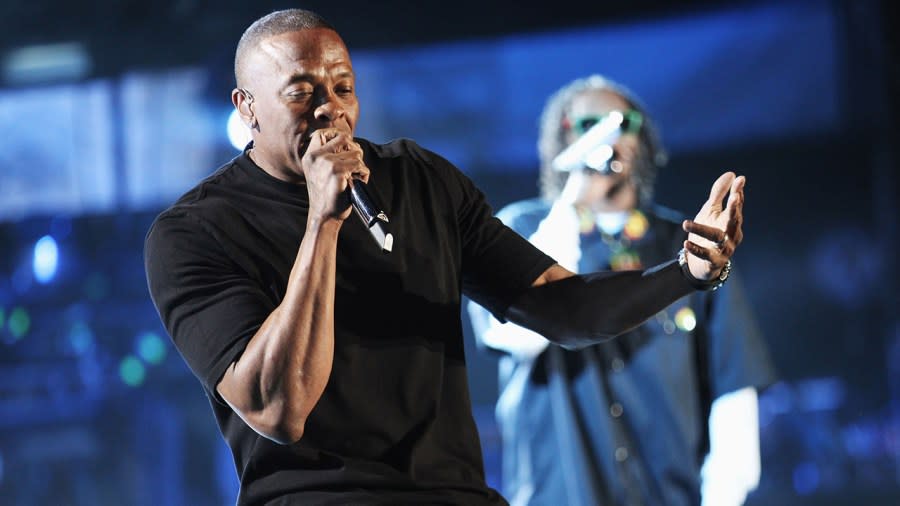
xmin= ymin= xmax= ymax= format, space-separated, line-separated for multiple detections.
xmin=335 ymin=83 xmax=354 ymax=96
xmin=286 ymin=90 xmax=313 ymax=99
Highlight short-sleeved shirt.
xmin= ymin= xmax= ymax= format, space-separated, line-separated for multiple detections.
xmin=484 ymin=198 xmax=776 ymax=506
xmin=144 ymin=139 xmax=555 ymax=505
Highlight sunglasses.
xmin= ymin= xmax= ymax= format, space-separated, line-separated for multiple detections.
xmin=570 ymin=109 xmax=643 ymax=136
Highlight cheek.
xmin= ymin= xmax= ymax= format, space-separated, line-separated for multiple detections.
xmin=285 ymin=109 xmax=312 ymax=133
xmin=345 ymin=101 xmax=360 ymax=124
xmin=615 ymin=136 xmax=640 ymax=156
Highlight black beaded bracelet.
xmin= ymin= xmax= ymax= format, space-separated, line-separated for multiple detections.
xmin=677 ymin=248 xmax=731 ymax=291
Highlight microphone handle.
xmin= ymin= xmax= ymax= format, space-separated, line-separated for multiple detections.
xmin=350 ymin=181 xmax=393 ymax=253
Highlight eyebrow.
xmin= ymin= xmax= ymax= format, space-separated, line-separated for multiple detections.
xmin=281 ymin=69 xmax=355 ymax=88
xmin=280 ymin=73 xmax=315 ymax=90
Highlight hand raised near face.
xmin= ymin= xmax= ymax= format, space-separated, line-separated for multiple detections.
xmin=682 ymin=171 xmax=745 ymax=281
xmin=301 ymin=128 xmax=370 ymax=223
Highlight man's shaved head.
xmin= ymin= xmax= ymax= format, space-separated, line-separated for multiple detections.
xmin=234 ymin=9 xmax=336 ymax=88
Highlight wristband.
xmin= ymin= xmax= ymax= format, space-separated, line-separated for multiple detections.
xmin=677 ymin=248 xmax=731 ymax=291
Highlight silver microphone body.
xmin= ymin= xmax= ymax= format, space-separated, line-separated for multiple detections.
xmin=350 ymin=180 xmax=393 ymax=253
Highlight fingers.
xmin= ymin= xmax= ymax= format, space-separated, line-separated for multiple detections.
xmin=302 ymin=129 xmax=371 ymax=221
xmin=307 ymin=129 xmax=369 ymax=181
xmin=690 ymin=171 xmax=745 ymax=246
xmin=706 ymin=171 xmax=736 ymax=211
xmin=683 ymin=220 xmax=726 ymax=245
xmin=724 ymin=175 xmax=744 ymax=246
xmin=683 ymin=221 xmax=733 ymax=260
xmin=682 ymin=172 xmax=745 ymax=280
xmin=311 ymin=129 xmax=361 ymax=157
xmin=684 ymin=239 xmax=719 ymax=262
xmin=683 ymin=236 xmax=731 ymax=266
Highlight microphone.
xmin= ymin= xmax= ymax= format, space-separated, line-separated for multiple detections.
xmin=350 ymin=180 xmax=393 ymax=253
xmin=552 ymin=110 xmax=624 ymax=174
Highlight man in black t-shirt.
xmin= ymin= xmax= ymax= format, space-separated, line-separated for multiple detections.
xmin=145 ymin=8 xmax=748 ymax=506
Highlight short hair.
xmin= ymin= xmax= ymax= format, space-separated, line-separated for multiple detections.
xmin=234 ymin=9 xmax=336 ymax=88
xmin=537 ymin=75 xmax=668 ymax=205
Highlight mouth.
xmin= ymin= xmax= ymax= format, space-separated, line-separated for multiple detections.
xmin=604 ymin=176 xmax=630 ymax=199
xmin=297 ymin=134 xmax=312 ymax=157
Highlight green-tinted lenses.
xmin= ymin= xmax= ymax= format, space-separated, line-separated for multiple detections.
xmin=571 ymin=109 xmax=643 ymax=136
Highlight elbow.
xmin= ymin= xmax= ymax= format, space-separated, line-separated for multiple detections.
xmin=502 ymin=318 xmax=619 ymax=350
xmin=253 ymin=366 xmax=329 ymax=444
xmin=506 ymin=286 xmax=626 ymax=349
xmin=223 ymin=383 xmax=313 ymax=445
xmin=219 ymin=360 xmax=326 ymax=445
xmin=537 ymin=315 xmax=622 ymax=348
xmin=267 ymin=414 xmax=306 ymax=445
xmin=553 ymin=330 xmax=619 ymax=350
xmin=253 ymin=403 xmax=308 ymax=445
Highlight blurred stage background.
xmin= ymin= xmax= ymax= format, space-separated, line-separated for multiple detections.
xmin=0 ymin=0 xmax=897 ymax=504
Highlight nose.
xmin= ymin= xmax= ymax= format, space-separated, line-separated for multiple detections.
xmin=313 ymin=89 xmax=345 ymax=124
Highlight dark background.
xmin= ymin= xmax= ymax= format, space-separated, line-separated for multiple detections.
xmin=0 ymin=0 xmax=897 ymax=504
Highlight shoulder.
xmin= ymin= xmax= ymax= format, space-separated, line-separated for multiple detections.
xmin=358 ymin=137 xmax=485 ymax=211
xmin=358 ymin=137 xmax=462 ymax=176
xmin=358 ymin=137 xmax=432 ymax=164
xmin=146 ymin=158 xmax=245 ymax=245
xmin=164 ymin=157 xmax=245 ymax=212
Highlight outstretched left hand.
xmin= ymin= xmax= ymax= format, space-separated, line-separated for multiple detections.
xmin=683 ymin=172 xmax=745 ymax=281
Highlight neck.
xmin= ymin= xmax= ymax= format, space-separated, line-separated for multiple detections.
xmin=247 ymin=145 xmax=306 ymax=185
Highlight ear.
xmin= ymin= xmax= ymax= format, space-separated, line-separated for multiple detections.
xmin=232 ymin=88 xmax=256 ymax=128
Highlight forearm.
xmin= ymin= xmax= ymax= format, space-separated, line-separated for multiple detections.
xmin=505 ymin=260 xmax=694 ymax=348
xmin=218 ymin=217 xmax=341 ymax=443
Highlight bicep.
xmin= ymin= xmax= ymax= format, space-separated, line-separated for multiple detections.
xmin=145 ymin=217 xmax=273 ymax=401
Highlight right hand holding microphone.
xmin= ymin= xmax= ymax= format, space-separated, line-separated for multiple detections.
xmin=301 ymin=127 xmax=369 ymax=223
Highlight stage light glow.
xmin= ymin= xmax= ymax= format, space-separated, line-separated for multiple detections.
xmin=119 ymin=355 xmax=146 ymax=387
xmin=68 ymin=322 xmax=94 ymax=354
xmin=33 ymin=235 xmax=59 ymax=283
xmin=8 ymin=307 xmax=30 ymax=340
xmin=137 ymin=331 xmax=167 ymax=365
xmin=227 ymin=109 xmax=252 ymax=151
xmin=2 ymin=42 xmax=91 ymax=85
xmin=674 ymin=307 xmax=697 ymax=332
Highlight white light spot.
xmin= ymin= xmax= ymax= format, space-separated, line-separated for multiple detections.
xmin=227 ymin=109 xmax=252 ymax=151
xmin=33 ymin=235 xmax=58 ymax=284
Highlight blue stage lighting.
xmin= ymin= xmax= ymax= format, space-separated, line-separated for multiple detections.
xmin=119 ymin=355 xmax=146 ymax=387
xmin=68 ymin=321 xmax=95 ymax=354
xmin=137 ymin=331 xmax=168 ymax=365
xmin=32 ymin=235 xmax=59 ymax=284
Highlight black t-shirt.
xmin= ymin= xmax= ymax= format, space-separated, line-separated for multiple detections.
xmin=144 ymin=138 xmax=555 ymax=505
